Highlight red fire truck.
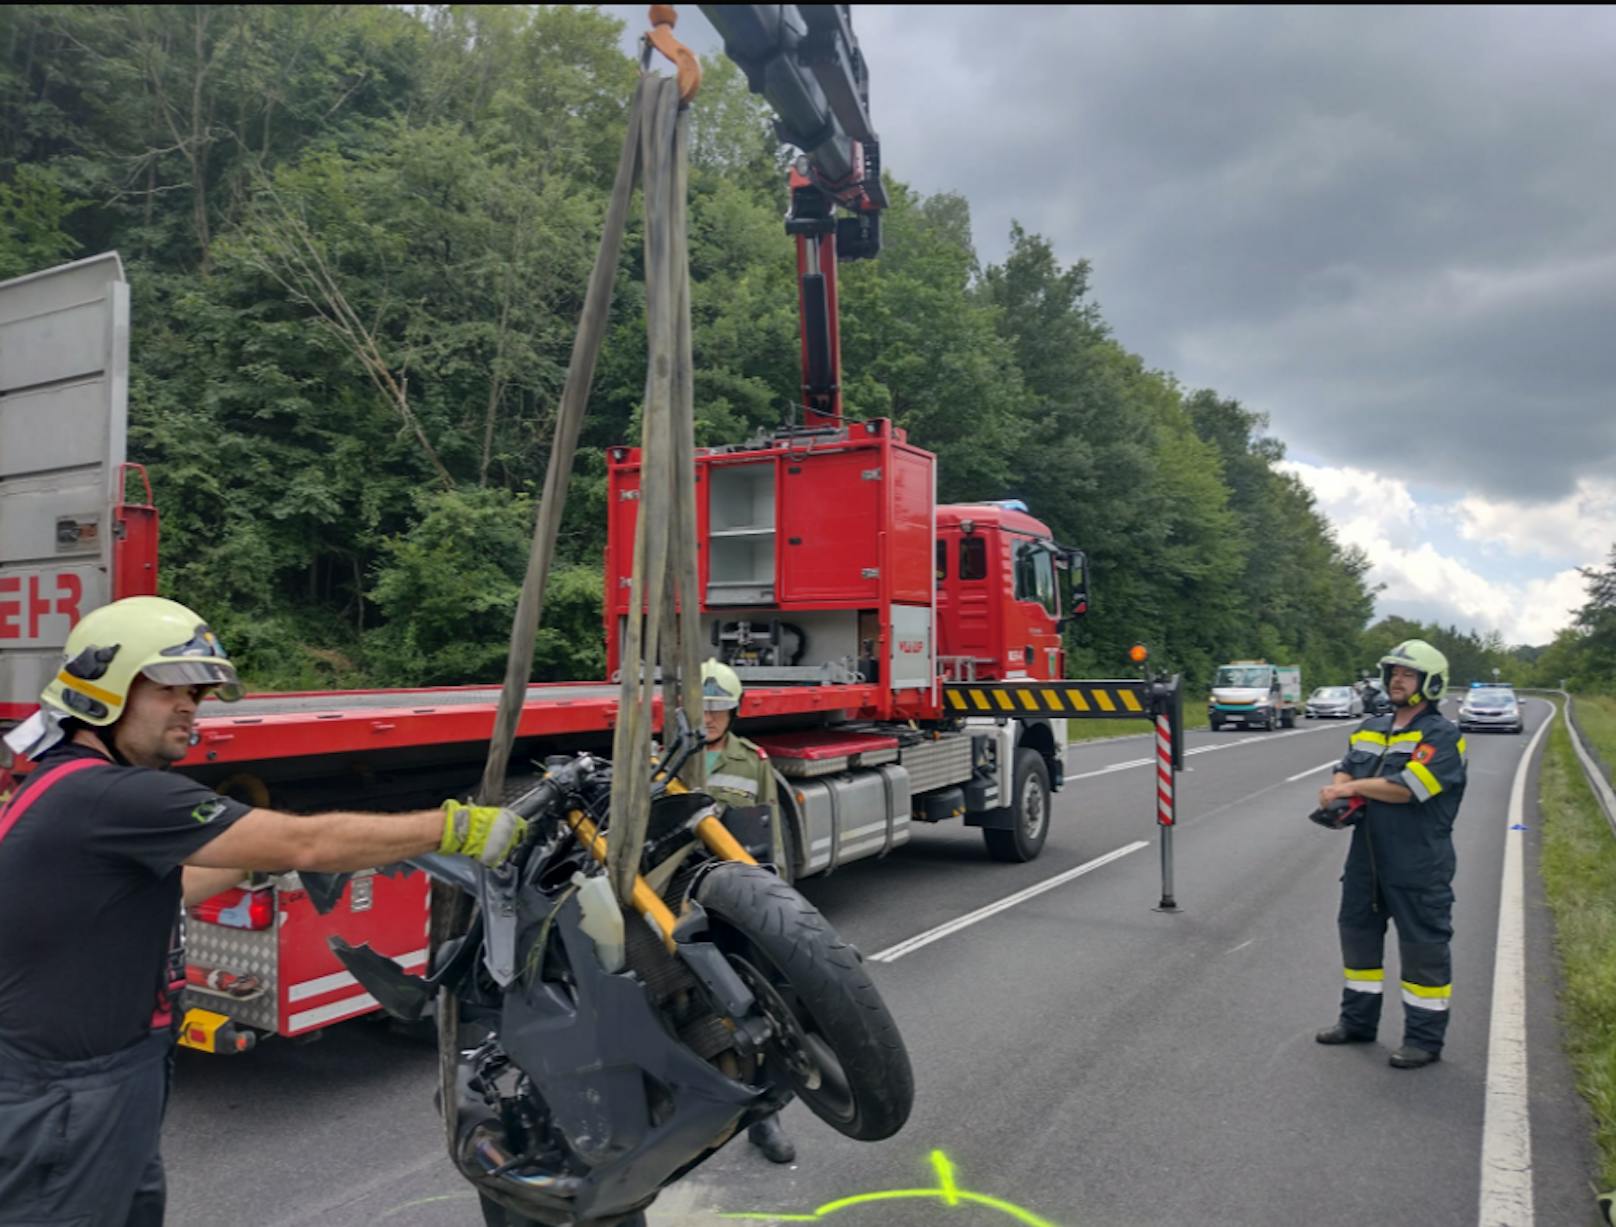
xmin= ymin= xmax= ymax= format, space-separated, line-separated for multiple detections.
xmin=0 ymin=251 xmax=1114 ymax=1052
xmin=1 ymin=13 xmax=1134 ymax=1051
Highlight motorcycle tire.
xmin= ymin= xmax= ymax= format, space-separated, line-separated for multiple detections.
xmin=695 ymin=864 xmax=913 ymax=1142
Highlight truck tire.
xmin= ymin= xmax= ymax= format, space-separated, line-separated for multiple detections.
xmin=1210 ymin=714 xmax=1223 ymax=731
xmin=1282 ymin=710 xmax=1296 ymax=729
xmin=695 ymin=865 xmax=913 ymax=1141
xmin=984 ymin=749 xmax=1051 ymax=863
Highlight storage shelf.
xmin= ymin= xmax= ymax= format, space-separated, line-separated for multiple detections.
xmin=709 ymin=527 xmax=776 ymax=539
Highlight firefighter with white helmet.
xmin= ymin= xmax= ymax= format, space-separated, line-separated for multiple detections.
xmin=690 ymin=658 xmax=796 ymax=1164
xmin=0 ymin=597 xmax=528 ymax=1225
xmin=1313 ymin=639 xmax=1468 ymax=1068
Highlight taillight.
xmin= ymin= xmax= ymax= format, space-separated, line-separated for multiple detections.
xmin=192 ymin=887 xmax=275 ymax=930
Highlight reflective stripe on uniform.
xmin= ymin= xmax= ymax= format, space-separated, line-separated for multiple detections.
xmin=1344 ymin=967 xmax=1385 ymax=994
xmin=708 ymin=772 xmax=760 ymax=798
xmin=1401 ymin=980 xmax=1452 ymax=1010
xmin=1389 ymin=731 xmax=1423 ymax=747
xmin=1402 ymin=759 xmax=1442 ymax=801
xmin=1457 ymin=736 xmax=1468 ymax=760
xmin=1351 ymin=730 xmax=1389 ymax=749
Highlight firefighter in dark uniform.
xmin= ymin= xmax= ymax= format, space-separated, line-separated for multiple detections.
xmin=1314 ymin=639 xmax=1468 ymax=1068
xmin=0 ymin=597 xmax=527 ymax=1226
xmin=697 ymin=659 xmax=796 ymax=1163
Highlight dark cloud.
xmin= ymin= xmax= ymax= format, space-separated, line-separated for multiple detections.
xmin=611 ymin=6 xmax=1616 ymax=499
xmin=862 ymin=6 xmax=1616 ymax=499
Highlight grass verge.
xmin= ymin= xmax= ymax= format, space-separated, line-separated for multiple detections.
xmin=1063 ymin=708 xmax=1212 ymax=745
xmin=1539 ymin=698 xmax=1616 ymax=1194
xmin=1573 ymin=694 xmax=1616 ymax=777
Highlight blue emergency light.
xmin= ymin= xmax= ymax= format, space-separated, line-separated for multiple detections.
xmin=988 ymin=499 xmax=1029 ymax=513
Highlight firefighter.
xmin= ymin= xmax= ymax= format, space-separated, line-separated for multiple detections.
xmin=0 ymin=597 xmax=527 ymax=1227
xmin=1314 ymin=639 xmax=1468 ymax=1068
xmin=695 ymin=658 xmax=796 ymax=1164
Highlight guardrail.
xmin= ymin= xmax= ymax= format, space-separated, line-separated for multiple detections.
xmin=1519 ymin=689 xmax=1616 ymax=839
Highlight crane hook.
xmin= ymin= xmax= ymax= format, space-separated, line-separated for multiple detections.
xmin=644 ymin=5 xmax=702 ymax=105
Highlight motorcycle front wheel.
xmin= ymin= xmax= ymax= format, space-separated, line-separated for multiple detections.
xmin=694 ymin=864 xmax=913 ymax=1141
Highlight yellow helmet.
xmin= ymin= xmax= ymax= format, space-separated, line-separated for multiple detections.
xmin=700 ymin=659 xmax=743 ymax=711
xmin=1378 ymin=638 xmax=1449 ymax=704
xmin=41 ymin=596 xmax=244 ymax=726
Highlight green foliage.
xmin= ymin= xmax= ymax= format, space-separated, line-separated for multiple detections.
xmin=1538 ymin=706 xmax=1616 ymax=1191
xmin=364 ymin=488 xmax=603 ymax=685
xmin=3 ymin=3 xmax=1380 ymax=693
xmin=0 ymin=163 xmax=80 ymax=277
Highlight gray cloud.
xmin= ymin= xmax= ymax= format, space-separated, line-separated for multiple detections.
xmin=851 ymin=6 xmax=1616 ymax=499
xmin=611 ymin=6 xmax=1616 ymax=502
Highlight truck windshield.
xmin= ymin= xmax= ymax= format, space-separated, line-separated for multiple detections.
xmin=1215 ymin=667 xmax=1271 ymax=687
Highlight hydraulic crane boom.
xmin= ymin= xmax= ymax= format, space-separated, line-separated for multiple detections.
xmin=698 ymin=4 xmax=886 ymax=428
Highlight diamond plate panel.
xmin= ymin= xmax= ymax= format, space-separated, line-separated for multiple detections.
xmin=184 ymin=922 xmax=279 ymax=1032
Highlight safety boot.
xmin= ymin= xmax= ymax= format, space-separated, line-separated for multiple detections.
xmin=748 ymin=1113 xmax=797 ymax=1164
xmin=1314 ymin=1024 xmax=1376 ymax=1045
xmin=1389 ymin=1045 xmax=1440 ymax=1069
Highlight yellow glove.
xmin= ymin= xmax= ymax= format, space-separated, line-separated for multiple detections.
xmin=440 ymin=800 xmax=528 ymax=867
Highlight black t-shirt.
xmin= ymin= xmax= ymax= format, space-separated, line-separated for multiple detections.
xmin=0 ymin=744 xmax=251 ymax=1061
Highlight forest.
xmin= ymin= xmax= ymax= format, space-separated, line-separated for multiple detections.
xmin=4 ymin=5 xmax=1606 ymax=695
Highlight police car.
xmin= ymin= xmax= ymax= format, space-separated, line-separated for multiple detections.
xmin=1457 ymin=682 xmax=1523 ymax=734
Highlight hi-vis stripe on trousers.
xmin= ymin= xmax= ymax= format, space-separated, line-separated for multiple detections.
xmin=944 ymin=681 xmax=1151 ymax=718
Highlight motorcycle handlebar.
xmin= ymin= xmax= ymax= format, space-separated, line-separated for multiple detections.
xmin=654 ymin=708 xmax=703 ymax=790
xmin=507 ymin=757 xmax=596 ymax=822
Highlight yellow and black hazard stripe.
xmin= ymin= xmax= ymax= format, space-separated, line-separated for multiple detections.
xmin=943 ymin=681 xmax=1152 ymax=719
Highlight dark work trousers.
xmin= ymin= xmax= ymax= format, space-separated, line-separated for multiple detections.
xmin=1338 ymin=858 xmax=1455 ymax=1053
xmin=0 ymin=1030 xmax=173 ymax=1226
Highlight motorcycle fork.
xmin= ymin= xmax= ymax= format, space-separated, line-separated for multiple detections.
xmin=560 ymin=807 xmax=758 ymax=953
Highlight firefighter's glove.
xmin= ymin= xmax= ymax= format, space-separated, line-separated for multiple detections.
xmin=440 ymin=800 xmax=528 ymax=866
xmin=1307 ymin=796 xmax=1366 ymax=832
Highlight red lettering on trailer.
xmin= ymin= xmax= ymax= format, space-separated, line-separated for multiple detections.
xmin=0 ymin=573 xmax=87 ymax=642
xmin=53 ymin=573 xmax=82 ymax=625
xmin=0 ymin=577 xmax=17 ymax=639
xmin=26 ymin=575 xmax=51 ymax=639
xmin=898 ymin=639 xmax=925 ymax=654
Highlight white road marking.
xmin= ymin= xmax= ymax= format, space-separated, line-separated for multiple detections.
xmin=1478 ymin=699 xmax=1554 ymax=1227
xmin=1063 ymin=723 xmax=1337 ymax=785
xmin=1066 ymin=757 xmax=1154 ymax=781
xmin=1286 ymin=759 xmax=1339 ymax=783
xmin=1227 ymin=939 xmax=1255 ymax=954
xmin=869 ymin=841 xmax=1150 ymax=963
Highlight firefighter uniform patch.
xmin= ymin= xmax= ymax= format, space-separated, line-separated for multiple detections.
xmin=1413 ymin=743 xmax=1436 ymax=765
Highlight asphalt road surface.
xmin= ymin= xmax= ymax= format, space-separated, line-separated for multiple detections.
xmin=164 ymin=699 xmax=1602 ymax=1226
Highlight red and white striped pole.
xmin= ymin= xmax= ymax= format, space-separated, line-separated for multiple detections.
xmin=1155 ymin=707 xmax=1179 ymax=911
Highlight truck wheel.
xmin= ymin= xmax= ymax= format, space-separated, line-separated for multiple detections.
xmin=1282 ymin=710 xmax=1296 ymax=729
xmin=696 ymin=865 xmax=913 ymax=1141
xmin=1210 ymin=714 xmax=1223 ymax=731
xmin=984 ymin=749 xmax=1051 ymax=863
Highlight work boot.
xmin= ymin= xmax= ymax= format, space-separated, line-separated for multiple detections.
xmin=1389 ymin=1045 xmax=1441 ymax=1069
xmin=1315 ymin=1024 xmax=1376 ymax=1045
xmin=748 ymin=1114 xmax=796 ymax=1164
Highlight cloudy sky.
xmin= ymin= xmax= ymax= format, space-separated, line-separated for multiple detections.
xmin=609 ymin=6 xmax=1616 ymax=645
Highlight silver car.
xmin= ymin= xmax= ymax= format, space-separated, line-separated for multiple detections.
xmin=1306 ymin=686 xmax=1364 ymax=719
xmin=1458 ymin=686 xmax=1523 ymax=734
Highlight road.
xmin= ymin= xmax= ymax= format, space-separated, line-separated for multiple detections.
xmin=164 ymin=699 xmax=1602 ymax=1227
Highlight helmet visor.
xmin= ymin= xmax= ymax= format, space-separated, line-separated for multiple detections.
xmin=141 ymin=660 xmax=245 ymax=701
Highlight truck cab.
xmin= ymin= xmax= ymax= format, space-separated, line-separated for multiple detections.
xmin=934 ymin=502 xmax=1085 ymax=683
